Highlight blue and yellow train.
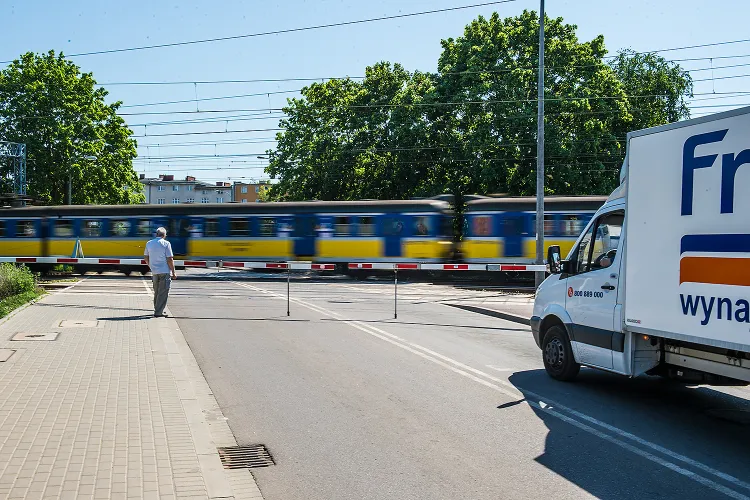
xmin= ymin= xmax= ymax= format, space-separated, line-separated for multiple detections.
xmin=0 ymin=195 xmax=606 ymax=270
xmin=461 ymin=196 xmax=607 ymax=262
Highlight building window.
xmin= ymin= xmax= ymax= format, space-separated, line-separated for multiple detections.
xmin=187 ymin=185 xmax=193 ymax=192
xmin=17 ymin=220 xmax=36 ymax=237
xmin=241 ymin=198 xmax=247 ymax=203
xmin=186 ymin=198 xmax=195 ymax=203
xmin=216 ymin=197 xmax=224 ymax=203
xmin=202 ymin=190 xmax=208 ymax=195
xmin=173 ymin=185 xmax=179 ymax=192
xmin=157 ymin=198 xmax=166 ymax=205
xmin=241 ymin=186 xmax=248 ymax=194
xmin=204 ymin=218 xmax=219 ymax=236
xmin=110 ymin=220 xmax=131 ymax=237
xmin=255 ymin=186 xmax=260 ymax=193
xmin=157 ymin=185 xmax=165 ymax=191
xmin=82 ymin=220 xmax=101 ymax=237
xmin=216 ymin=190 xmax=224 ymax=195
xmin=53 ymin=220 xmax=74 ymax=237
xmin=173 ymin=198 xmax=180 ymax=204
xmin=201 ymin=197 xmax=209 ymax=204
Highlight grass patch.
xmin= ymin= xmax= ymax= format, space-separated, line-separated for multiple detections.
xmin=0 ymin=289 xmax=44 ymax=318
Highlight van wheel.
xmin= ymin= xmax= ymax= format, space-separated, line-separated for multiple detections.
xmin=542 ymin=326 xmax=580 ymax=381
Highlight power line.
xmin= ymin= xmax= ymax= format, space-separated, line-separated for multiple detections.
xmin=1 ymin=1 xmax=517 ymax=62
xmin=97 ymin=59 xmax=750 ymax=87
xmin=131 ymin=128 xmax=283 ymax=138
xmin=650 ymin=38 xmax=750 ymax=55
xmin=120 ymin=89 xmax=302 ymax=109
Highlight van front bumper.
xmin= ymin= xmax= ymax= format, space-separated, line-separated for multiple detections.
xmin=530 ymin=316 xmax=542 ymax=348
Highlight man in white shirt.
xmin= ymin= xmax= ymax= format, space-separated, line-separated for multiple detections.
xmin=144 ymin=227 xmax=177 ymax=317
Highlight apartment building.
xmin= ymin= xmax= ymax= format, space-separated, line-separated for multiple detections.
xmin=232 ymin=181 xmax=271 ymax=203
xmin=139 ymin=175 xmax=233 ymax=204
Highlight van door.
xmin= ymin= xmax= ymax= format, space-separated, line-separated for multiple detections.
xmin=564 ymin=210 xmax=624 ymax=369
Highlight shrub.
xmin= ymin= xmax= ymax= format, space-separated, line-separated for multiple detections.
xmin=0 ymin=263 xmax=37 ymax=300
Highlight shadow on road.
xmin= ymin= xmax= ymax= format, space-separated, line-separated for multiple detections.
xmin=506 ymin=369 xmax=750 ymax=499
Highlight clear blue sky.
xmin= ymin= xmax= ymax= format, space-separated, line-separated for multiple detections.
xmin=3 ymin=0 xmax=750 ymax=183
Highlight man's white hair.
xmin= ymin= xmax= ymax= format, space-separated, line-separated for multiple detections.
xmin=156 ymin=227 xmax=167 ymax=237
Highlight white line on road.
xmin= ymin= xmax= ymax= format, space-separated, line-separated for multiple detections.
xmin=223 ymin=277 xmax=750 ymax=499
xmin=486 ymin=365 xmax=517 ymax=372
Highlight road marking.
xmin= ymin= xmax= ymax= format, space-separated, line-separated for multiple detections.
xmin=486 ymin=365 xmax=517 ymax=372
xmin=223 ymin=278 xmax=750 ymax=498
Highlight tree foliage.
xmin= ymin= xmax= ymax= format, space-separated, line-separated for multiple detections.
xmin=266 ymin=11 xmax=693 ymax=201
xmin=0 ymin=51 xmax=143 ymax=204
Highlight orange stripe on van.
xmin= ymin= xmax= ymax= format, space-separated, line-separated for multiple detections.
xmin=679 ymin=257 xmax=750 ymax=286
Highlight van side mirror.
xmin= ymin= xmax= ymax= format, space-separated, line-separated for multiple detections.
xmin=547 ymin=245 xmax=562 ymax=274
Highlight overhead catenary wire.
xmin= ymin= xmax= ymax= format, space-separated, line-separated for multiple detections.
xmin=0 ymin=0 xmax=518 ymax=63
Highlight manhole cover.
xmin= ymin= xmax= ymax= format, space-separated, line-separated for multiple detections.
xmin=0 ymin=349 xmax=16 ymax=362
xmin=217 ymin=445 xmax=274 ymax=469
xmin=11 ymin=332 xmax=59 ymax=341
xmin=59 ymin=320 xmax=100 ymax=328
xmin=705 ymin=409 xmax=750 ymax=425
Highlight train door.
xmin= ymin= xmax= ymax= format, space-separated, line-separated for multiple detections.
xmin=293 ymin=215 xmax=316 ymax=258
xmin=383 ymin=216 xmax=404 ymax=258
xmin=156 ymin=217 xmax=189 ymax=256
xmin=503 ymin=214 xmax=524 ymax=257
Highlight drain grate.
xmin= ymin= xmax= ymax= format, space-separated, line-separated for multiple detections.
xmin=217 ymin=445 xmax=274 ymax=469
xmin=12 ymin=332 xmax=59 ymax=341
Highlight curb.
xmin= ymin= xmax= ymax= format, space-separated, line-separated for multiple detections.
xmin=146 ymin=278 xmax=264 ymax=500
xmin=445 ymin=303 xmax=531 ymax=326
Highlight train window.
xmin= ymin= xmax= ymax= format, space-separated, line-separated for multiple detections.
xmin=530 ymin=215 xmax=555 ymax=236
xmin=561 ymin=215 xmax=586 ymax=236
xmin=136 ymin=219 xmax=152 ymax=237
xmin=414 ymin=217 xmax=430 ymax=237
xmin=0 ymin=221 xmax=5 ymax=237
xmin=54 ymin=220 xmax=74 ymax=237
xmin=110 ymin=220 xmax=131 ymax=237
xmin=358 ymin=217 xmax=375 ymax=236
xmin=204 ymin=218 xmax=220 ymax=237
xmin=17 ymin=220 xmax=36 ymax=238
xmin=334 ymin=217 xmax=350 ymax=236
xmin=230 ymin=218 xmax=249 ymax=236
xmin=259 ymin=218 xmax=275 ymax=236
xmin=472 ymin=216 xmax=492 ymax=236
xmin=82 ymin=220 xmax=101 ymax=237
xmin=382 ymin=218 xmax=404 ymax=236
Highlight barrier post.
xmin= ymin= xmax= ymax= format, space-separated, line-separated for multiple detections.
xmin=287 ymin=265 xmax=291 ymax=316
xmin=394 ymin=268 xmax=398 ymax=319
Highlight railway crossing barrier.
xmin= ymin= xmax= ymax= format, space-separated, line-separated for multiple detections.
xmin=1 ymin=257 xmax=544 ymax=319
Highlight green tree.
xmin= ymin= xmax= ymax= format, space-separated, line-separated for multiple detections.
xmin=609 ymin=49 xmax=693 ymax=130
xmin=435 ymin=10 xmax=633 ymax=197
xmin=266 ymin=62 xmax=440 ymax=201
xmin=0 ymin=51 xmax=143 ymax=204
xmin=266 ymin=11 xmax=693 ymax=201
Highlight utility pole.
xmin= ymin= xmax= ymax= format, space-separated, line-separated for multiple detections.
xmin=535 ymin=0 xmax=546 ymax=289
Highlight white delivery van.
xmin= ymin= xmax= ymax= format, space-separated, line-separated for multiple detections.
xmin=531 ymin=106 xmax=750 ymax=384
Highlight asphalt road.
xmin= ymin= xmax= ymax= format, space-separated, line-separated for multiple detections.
xmin=164 ymin=269 xmax=750 ymax=500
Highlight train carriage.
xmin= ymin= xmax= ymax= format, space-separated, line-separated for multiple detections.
xmin=461 ymin=196 xmax=607 ymax=263
xmin=0 ymin=199 xmax=454 ymax=266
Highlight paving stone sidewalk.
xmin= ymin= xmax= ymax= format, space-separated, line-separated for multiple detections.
xmin=0 ymin=277 xmax=264 ymax=500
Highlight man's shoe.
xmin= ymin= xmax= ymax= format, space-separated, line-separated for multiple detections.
xmin=154 ymin=312 xmax=168 ymax=318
